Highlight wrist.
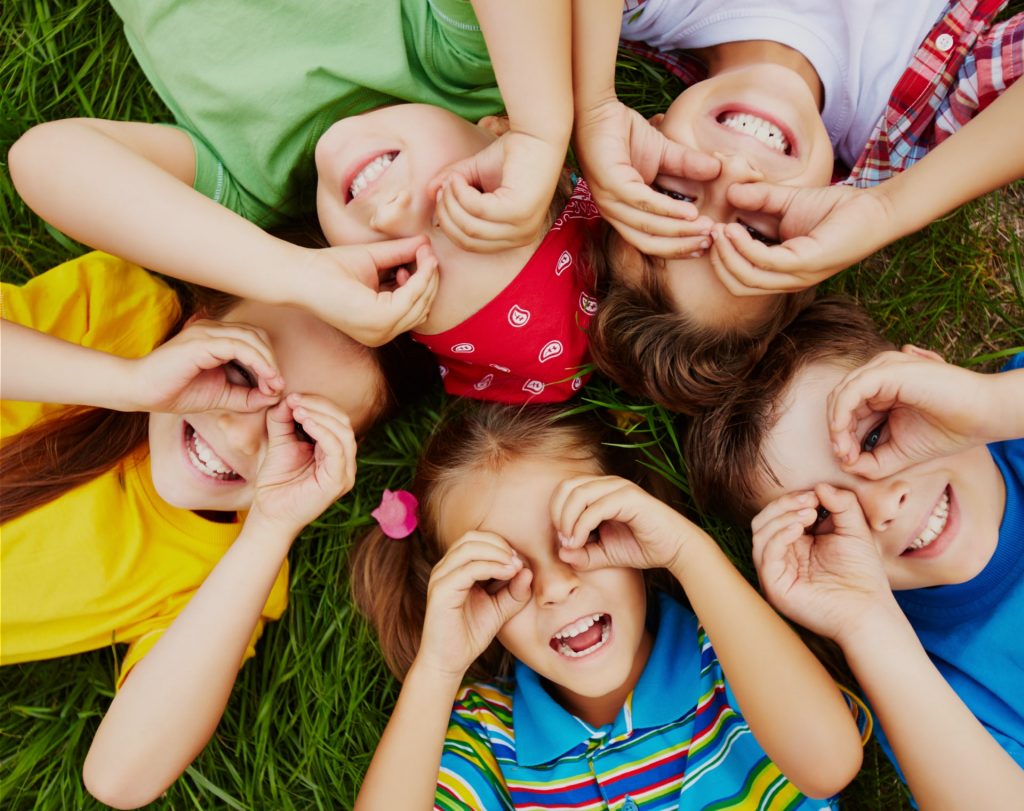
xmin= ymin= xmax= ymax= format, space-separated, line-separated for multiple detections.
xmin=406 ymin=655 xmax=468 ymax=694
xmin=238 ymin=509 xmax=302 ymax=550
xmin=832 ymin=592 xmax=909 ymax=654
xmin=984 ymin=369 xmax=1024 ymax=441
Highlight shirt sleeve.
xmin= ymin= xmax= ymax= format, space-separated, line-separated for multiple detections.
xmin=435 ymin=703 xmax=514 ymax=811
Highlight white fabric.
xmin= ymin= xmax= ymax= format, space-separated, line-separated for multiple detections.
xmin=621 ymin=0 xmax=950 ymax=167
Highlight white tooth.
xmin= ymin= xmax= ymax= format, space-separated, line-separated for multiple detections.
xmin=350 ymin=153 xmax=396 ymax=200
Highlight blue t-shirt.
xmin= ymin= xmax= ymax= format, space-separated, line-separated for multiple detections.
xmin=880 ymin=353 xmax=1024 ymax=791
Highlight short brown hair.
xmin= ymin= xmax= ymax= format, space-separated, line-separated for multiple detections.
xmin=348 ymin=401 xmax=677 ymax=681
xmin=684 ymin=296 xmax=894 ymax=528
xmin=589 ymin=244 xmax=814 ymax=416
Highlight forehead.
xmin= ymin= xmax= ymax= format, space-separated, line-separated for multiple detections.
xmin=440 ymin=454 xmax=602 ymax=550
xmin=226 ymin=300 xmax=381 ymax=429
xmin=756 ymin=360 xmax=852 ymax=504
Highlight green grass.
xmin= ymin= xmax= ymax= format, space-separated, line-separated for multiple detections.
xmin=2 ymin=2 xmax=1022 ymax=809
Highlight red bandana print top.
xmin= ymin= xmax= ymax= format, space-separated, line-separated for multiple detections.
xmin=412 ymin=180 xmax=603 ymax=404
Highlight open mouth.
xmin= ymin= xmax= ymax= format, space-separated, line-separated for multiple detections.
xmin=902 ymin=486 xmax=951 ymax=555
xmin=716 ymin=110 xmax=792 ymax=156
xmin=550 ymin=613 xmax=611 ymax=659
xmin=184 ymin=422 xmax=243 ymax=482
xmin=347 ymin=151 xmax=398 ymax=202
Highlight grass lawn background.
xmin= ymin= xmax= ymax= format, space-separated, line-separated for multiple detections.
xmin=2 ymin=1 xmax=1022 ymax=808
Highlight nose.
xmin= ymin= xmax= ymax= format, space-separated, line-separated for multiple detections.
xmin=370 ymin=189 xmax=417 ymax=237
xmin=700 ymin=152 xmax=764 ymax=220
xmin=534 ymin=559 xmax=581 ymax=607
xmin=215 ymin=409 xmax=264 ymax=458
xmin=857 ymin=477 xmax=910 ymax=533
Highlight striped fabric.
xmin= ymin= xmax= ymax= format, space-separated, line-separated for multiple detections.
xmin=435 ymin=595 xmax=836 ymax=811
xmin=845 ymin=0 xmax=1024 ymax=186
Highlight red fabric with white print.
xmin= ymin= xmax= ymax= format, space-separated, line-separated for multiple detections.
xmin=411 ymin=180 xmax=602 ymax=403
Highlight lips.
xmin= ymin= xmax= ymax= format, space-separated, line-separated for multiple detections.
xmin=183 ymin=422 xmax=243 ymax=482
xmin=712 ymin=103 xmax=798 ymax=158
xmin=901 ymin=485 xmax=956 ymax=557
xmin=550 ymin=613 xmax=611 ymax=659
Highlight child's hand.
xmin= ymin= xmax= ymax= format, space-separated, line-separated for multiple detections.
xmin=752 ymin=485 xmax=895 ymax=644
xmin=828 ymin=346 xmax=1003 ymax=477
xmin=416 ymin=531 xmax=533 ymax=679
xmin=308 ymin=237 xmax=439 ymax=347
xmin=132 ymin=320 xmax=284 ymax=414
xmin=574 ymin=98 xmax=719 ymax=256
xmin=550 ymin=475 xmax=696 ymax=573
xmin=431 ymin=130 xmax=566 ymax=253
xmin=247 ymin=394 xmax=357 ymax=534
xmin=707 ymin=182 xmax=892 ymax=294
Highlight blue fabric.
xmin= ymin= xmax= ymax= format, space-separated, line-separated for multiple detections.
xmin=879 ymin=352 xmax=1024 ymax=791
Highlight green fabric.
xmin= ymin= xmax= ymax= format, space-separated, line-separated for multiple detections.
xmin=109 ymin=0 xmax=504 ymax=226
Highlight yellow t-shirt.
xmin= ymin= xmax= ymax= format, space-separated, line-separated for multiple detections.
xmin=0 ymin=253 xmax=289 ymax=686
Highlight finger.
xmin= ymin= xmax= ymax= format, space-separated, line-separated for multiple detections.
xmin=751 ymin=491 xmax=817 ymax=535
xmin=387 ymin=247 xmax=440 ymax=334
xmin=814 ymin=484 xmax=870 ymax=535
xmin=199 ymin=336 xmax=282 ymax=393
xmin=563 ymin=485 xmax=635 ymax=549
xmin=433 ymin=535 xmax=520 ymax=580
xmin=757 ymin=519 xmax=808 ymax=585
xmin=557 ymin=541 xmax=615 ymax=572
xmin=609 ymin=219 xmax=712 ymax=259
xmin=713 ymin=225 xmax=810 ymax=293
xmin=657 ymin=139 xmax=721 ymax=183
xmin=364 ymin=235 xmax=431 ymax=270
xmin=293 ymin=415 xmax=345 ymax=490
xmin=265 ymin=400 xmax=297 ymax=442
xmin=434 ymin=185 xmax=523 ymax=253
xmin=719 ymin=222 xmax=813 ymax=277
xmin=901 ymin=344 xmax=945 ymax=363
xmin=755 ymin=507 xmax=820 ymax=551
xmin=491 ymin=568 xmax=533 ymax=622
xmin=431 ymin=558 xmax=524 ymax=604
xmin=549 ymin=475 xmax=616 ymax=544
xmin=603 ymin=190 xmax=712 ymax=238
xmin=725 ymin=181 xmax=797 ymax=218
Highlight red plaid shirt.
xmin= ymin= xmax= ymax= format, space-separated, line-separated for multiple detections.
xmin=846 ymin=0 xmax=1024 ymax=185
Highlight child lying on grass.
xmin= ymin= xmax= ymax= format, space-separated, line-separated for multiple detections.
xmin=683 ymin=297 xmax=1024 ymax=808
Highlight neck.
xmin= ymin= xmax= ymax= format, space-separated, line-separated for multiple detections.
xmin=549 ymin=629 xmax=654 ymax=728
xmin=695 ymin=40 xmax=824 ymax=111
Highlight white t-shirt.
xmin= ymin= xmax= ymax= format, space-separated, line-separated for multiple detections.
xmin=620 ymin=0 xmax=949 ymax=167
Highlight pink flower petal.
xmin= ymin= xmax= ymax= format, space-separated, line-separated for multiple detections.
xmin=372 ymin=489 xmax=419 ymax=539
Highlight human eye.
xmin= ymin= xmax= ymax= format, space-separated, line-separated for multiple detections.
xmin=808 ymin=505 xmax=834 ymax=536
xmin=861 ymin=418 xmax=889 ymax=453
xmin=737 ymin=220 xmax=779 ymax=246
xmin=224 ymin=361 xmax=257 ymax=387
xmin=653 ymin=184 xmax=696 ymax=203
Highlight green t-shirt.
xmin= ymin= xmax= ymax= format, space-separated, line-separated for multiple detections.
xmin=110 ymin=0 xmax=504 ymax=225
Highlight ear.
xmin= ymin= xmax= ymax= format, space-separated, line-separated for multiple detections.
xmin=648 ymin=112 xmax=666 ymax=128
xmin=476 ymin=114 xmax=511 ymax=137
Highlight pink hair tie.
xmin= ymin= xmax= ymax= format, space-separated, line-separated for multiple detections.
xmin=372 ymin=489 xmax=419 ymax=539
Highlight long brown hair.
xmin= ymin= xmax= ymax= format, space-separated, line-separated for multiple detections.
xmin=349 ymin=401 xmax=681 ymax=682
xmin=0 ymin=283 xmax=233 ymax=523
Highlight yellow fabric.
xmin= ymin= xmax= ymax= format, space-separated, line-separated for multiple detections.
xmin=0 ymin=253 xmax=289 ymax=687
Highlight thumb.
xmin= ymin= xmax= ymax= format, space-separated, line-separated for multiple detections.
xmin=843 ymin=444 xmax=907 ymax=480
xmin=558 ymin=543 xmax=613 ymax=572
xmin=659 ymin=138 xmax=720 ymax=181
xmin=221 ymin=386 xmax=280 ymax=414
xmin=492 ymin=569 xmax=533 ymax=622
xmin=362 ymin=235 xmax=430 ymax=271
xmin=726 ymin=180 xmax=797 ymax=217
xmin=816 ymin=484 xmax=871 ymax=536
xmin=266 ymin=400 xmax=297 ymax=442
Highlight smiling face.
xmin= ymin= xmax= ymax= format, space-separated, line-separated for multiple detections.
xmin=613 ymin=63 xmax=834 ymax=329
xmin=148 ymin=300 xmax=383 ymax=513
xmin=315 ymin=103 xmax=497 ymax=246
xmin=441 ymin=455 xmax=651 ymax=724
xmin=754 ymin=361 xmax=1006 ymax=590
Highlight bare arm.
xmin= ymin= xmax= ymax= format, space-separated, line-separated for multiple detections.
xmin=755 ymin=486 xmax=1024 ymax=810
xmin=9 ymin=120 xmax=440 ymax=346
xmin=552 ymin=477 xmax=863 ymax=798
xmin=83 ymin=397 xmax=357 ymax=810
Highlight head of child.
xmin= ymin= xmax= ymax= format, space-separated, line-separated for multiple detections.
xmin=314 ymin=104 xmax=561 ymax=294
xmin=0 ymin=286 xmax=435 ymax=523
xmin=591 ymin=58 xmax=833 ymax=413
xmin=684 ymin=297 xmax=1004 ymax=591
xmin=352 ymin=403 xmax=670 ymax=725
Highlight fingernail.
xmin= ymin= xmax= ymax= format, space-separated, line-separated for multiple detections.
xmin=557 ymin=532 xmax=571 ymax=547
xmin=797 ymin=493 xmax=812 ymax=504
xmin=797 ymin=508 xmax=816 ymax=520
xmin=688 ymin=251 xmax=702 ymax=259
xmin=699 ymin=239 xmax=710 ymax=250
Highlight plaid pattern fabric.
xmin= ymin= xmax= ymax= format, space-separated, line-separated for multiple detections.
xmin=845 ymin=0 xmax=1024 ymax=186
